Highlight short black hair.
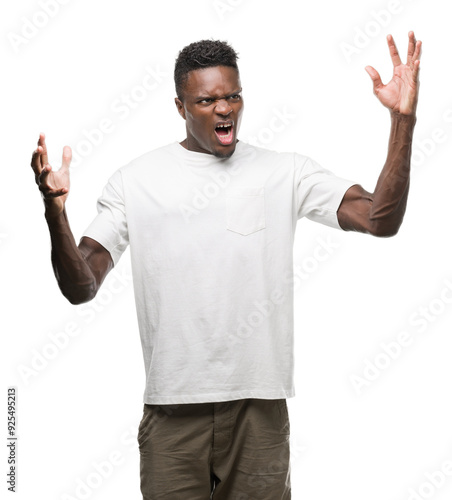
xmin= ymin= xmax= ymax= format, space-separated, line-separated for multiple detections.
xmin=174 ymin=39 xmax=239 ymax=99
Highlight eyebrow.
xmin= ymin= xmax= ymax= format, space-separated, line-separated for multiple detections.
xmin=195 ymin=88 xmax=242 ymax=101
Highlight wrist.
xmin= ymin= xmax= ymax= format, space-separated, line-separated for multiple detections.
xmin=390 ymin=108 xmax=417 ymax=124
xmin=44 ymin=201 xmax=66 ymax=223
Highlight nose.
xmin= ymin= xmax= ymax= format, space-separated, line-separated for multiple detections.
xmin=215 ymin=98 xmax=232 ymax=116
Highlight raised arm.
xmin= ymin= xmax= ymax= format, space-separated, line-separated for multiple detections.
xmin=338 ymin=31 xmax=422 ymax=237
xmin=31 ymin=133 xmax=113 ymax=304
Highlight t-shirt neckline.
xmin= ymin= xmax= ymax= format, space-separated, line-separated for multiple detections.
xmin=173 ymin=140 xmax=245 ymax=164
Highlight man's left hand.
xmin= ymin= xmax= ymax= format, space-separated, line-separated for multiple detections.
xmin=365 ymin=31 xmax=422 ymax=116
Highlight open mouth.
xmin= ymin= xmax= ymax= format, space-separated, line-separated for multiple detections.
xmin=214 ymin=122 xmax=234 ymax=145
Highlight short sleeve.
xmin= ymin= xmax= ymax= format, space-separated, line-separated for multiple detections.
xmin=294 ymin=153 xmax=356 ymax=229
xmin=82 ymin=170 xmax=129 ymax=266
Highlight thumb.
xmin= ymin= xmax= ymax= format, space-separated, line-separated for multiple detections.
xmin=61 ymin=145 xmax=72 ymax=170
xmin=365 ymin=65 xmax=383 ymax=93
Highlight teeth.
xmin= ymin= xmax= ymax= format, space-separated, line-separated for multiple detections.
xmin=216 ymin=123 xmax=232 ymax=128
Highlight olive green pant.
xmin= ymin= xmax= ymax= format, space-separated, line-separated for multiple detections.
xmin=138 ymin=398 xmax=291 ymax=499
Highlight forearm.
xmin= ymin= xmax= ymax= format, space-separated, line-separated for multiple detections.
xmin=369 ymin=110 xmax=416 ymax=235
xmin=45 ymin=208 xmax=97 ymax=304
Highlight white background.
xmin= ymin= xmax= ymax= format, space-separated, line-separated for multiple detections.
xmin=2 ymin=0 xmax=452 ymax=499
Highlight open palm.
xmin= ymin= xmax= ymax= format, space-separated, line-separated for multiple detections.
xmin=365 ymin=31 xmax=422 ymax=115
xmin=31 ymin=134 xmax=72 ymax=217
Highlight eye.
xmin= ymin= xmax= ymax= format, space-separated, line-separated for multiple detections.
xmin=199 ymin=98 xmax=213 ymax=104
xmin=228 ymin=94 xmax=242 ymax=101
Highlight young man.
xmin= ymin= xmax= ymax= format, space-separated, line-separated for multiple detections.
xmin=31 ymin=33 xmax=421 ymax=499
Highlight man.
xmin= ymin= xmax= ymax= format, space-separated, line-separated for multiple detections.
xmin=31 ymin=33 xmax=421 ymax=499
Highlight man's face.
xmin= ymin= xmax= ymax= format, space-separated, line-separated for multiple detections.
xmin=175 ymin=65 xmax=244 ymax=159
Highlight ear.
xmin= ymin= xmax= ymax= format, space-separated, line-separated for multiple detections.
xmin=174 ymin=97 xmax=186 ymax=120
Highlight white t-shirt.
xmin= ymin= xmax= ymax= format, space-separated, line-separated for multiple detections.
xmin=83 ymin=141 xmax=355 ymax=404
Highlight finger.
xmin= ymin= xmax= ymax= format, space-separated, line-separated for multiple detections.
xmin=412 ymin=39 xmax=422 ymax=63
xmin=30 ymin=146 xmax=43 ymax=176
xmin=38 ymin=163 xmax=52 ymax=185
xmin=60 ymin=145 xmax=72 ymax=172
xmin=406 ymin=31 xmax=416 ymax=65
xmin=37 ymin=132 xmax=49 ymax=167
xmin=38 ymin=165 xmax=68 ymax=198
xmin=387 ymin=34 xmax=402 ymax=67
xmin=365 ymin=65 xmax=384 ymax=93
xmin=412 ymin=59 xmax=421 ymax=83
xmin=39 ymin=184 xmax=68 ymax=198
xmin=42 ymin=187 xmax=68 ymax=198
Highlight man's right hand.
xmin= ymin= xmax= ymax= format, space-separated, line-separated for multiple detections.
xmin=30 ymin=132 xmax=113 ymax=303
xmin=31 ymin=133 xmax=71 ymax=218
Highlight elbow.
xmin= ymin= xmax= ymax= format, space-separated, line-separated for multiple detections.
xmin=60 ymin=281 xmax=98 ymax=305
xmin=367 ymin=198 xmax=407 ymax=238
xmin=65 ymin=294 xmax=93 ymax=306
xmin=368 ymin=218 xmax=401 ymax=238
